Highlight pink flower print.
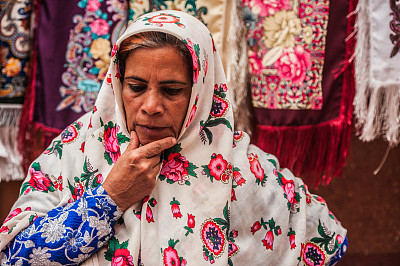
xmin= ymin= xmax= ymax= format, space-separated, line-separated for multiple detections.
xmin=146 ymin=205 xmax=154 ymax=223
xmin=262 ymin=230 xmax=274 ymax=250
xmin=0 ymin=225 xmax=8 ymax=233
xmin=336 ymin=234 xmax=343 ymax=245
xmin=3 ymin=208 xmax=22 ymax=224
xmin=248 ymin=154 xmax=265 ymax=185
xmin=301 ymin=242 xmax=326 ymax=266
xmin=315 ymin=195 xmax=327 ymax=205
xmin=233 ymin=170 xmax=246 ymax=186
xmin=186 ymin=95 xmax=198 ymax=128
xmin=283 ymin=178 xmax=296 ymax=204
xmin=231 ymin=230 xmax=238 ymax=238
xmin=28 ymin=167 xmax=52 ymax=192
xmin=86 ymin=0 xmax=101 ymax=12
xmin=104 ymin=125 xmax=121 ymax=163
xmin=54 ymin=175 xmax=63 ymax=191
xmin=251 ymin=221 xmax=261 ymax=234
xmin=160 ymin=153 xmax=189 ymax=182
xmin=90 ymin=19 xmax=110 ymax=37
xmin=112 ymin=248 xmax=134 ymax=266
xmin=187 ymin=214 xmax=195 ymax=229
xmin=184 ymin=39 xmax=200 ymax=84
xmin=208 ymin=154 xmax=228 ymax=181
xmin=277 ymin=227 xmax=282 ymax=235
xmin=246 ymin=0 xmax=291 ymax=17
xmin=273 ymin=45 xmax=311 ymax=86
xmin=289 ymin=233 xmax=296 ymax=249
xmin=163 ymin=246 xmax=181 ymax=266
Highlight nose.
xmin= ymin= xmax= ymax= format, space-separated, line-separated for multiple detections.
xmin=141 ymin=89 xmax=164 ymax=116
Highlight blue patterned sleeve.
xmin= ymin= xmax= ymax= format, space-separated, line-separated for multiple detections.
xmin=328 ymin=237 xmax=348 ymax=265
xmin=0 ymin=185 xmax=123 ymax=265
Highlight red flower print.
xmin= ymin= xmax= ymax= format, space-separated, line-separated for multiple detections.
xmin=111 ymin=44 xmax=118 ymax=58
xmin=104 ymin=125 xmax=121 ymax=163
xmin=160 ymin=153 xmax=189 ymax=182
xmin=73 ymin=182 xmax=84 ymax=201
xmin=231 ymin=188 xmax=237 ymax=201
xmin=282 ymin=178 xmax=296 ymax=204
xmin=149 ymin=14 xmax=179 ymax=24
xmin=163 ymin=246 xmax=181 ymax=266
xmin=112 ymin=248 xmax=134 ymax=266
xmin=146 ymin=205 xmax=154 ymax=223
xmin=315 ymin=195 xmax=327 ymax=205
xmin=232 ymin=170 xmax=246 ymax=186
xmin=3 ymin=208 xmax=22 ymax=224
xmin=277 ymin=228 xmax=282 ymax=235
xmin=187 ymin=214 xmax=195 ymax=228
xmin=289 ymin=233 xmax=296 ymax=249
xmin=80 ymin=142 xmax=85 ymax=152
xmin=28 ymin=167 xmax=52 ymax=192
xmin=208 ymin=154 xmax=228 ymax=181
xmin=96 ymin=174 xmax=103 ymax=184
xmin=184 ymin=38 xmax=200 ymax=84
xmin=336 ymin=234 xmax=343 ymax=245
xmin=186 ymin=94 xmax=199 ymax=128
xmin=0 ymin=225 xmax=8 ymax=233
xmin=251 ymin=221 xmax=261 ymax=235
xmin=248 ymin=153 xmax=266 ymax=186
xmin=90 ymin=19 xmax=109 ymax=36
xmin=54 ymin=175 xmax=63 ymax=191
xmin=262 ymin=230 xmax=274 ymax=250
xmin=171 ymin=203 xmax=182 ymax=219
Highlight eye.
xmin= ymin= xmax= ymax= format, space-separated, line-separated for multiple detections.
xmin=128 ymin=84 xmax=146 ymax=92
xmin=163 ymin=87 xmax=182 ymax=95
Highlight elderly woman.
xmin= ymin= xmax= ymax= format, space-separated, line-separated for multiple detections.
xmin=0 ymin=10 xmax=347 ymax=265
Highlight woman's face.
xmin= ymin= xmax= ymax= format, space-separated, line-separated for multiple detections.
xmin=122 ymin=46 xmax=192 ymax=145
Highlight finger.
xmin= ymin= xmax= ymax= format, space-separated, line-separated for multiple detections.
xmin=127 ymin=131 xmax=140 ymax=150
xmin=140 ymin=137 xmax=176 ymax=158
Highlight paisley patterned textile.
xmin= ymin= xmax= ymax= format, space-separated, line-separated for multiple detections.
xmin=354 ymin=0 xmax=400 ymax=146
xmin=1 ymin=10 xmax=346 ymax=265
xmin=242 ymin=0 xmax=356 ymax=186
xmin=18 ymin=0 xmax=227 ymax=173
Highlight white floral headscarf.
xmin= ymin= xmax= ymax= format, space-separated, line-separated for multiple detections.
xmin=1 ymin=10 xmax=346 ymax=265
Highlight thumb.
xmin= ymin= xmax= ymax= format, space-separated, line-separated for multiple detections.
xmin=128 ymin=131 xmax=140 ymax=150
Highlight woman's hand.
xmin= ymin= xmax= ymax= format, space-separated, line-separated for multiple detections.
xmin=103 ymin=131 xmax=176 ymax=211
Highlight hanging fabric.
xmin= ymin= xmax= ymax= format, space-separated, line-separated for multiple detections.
xmin=241 ymin=0 xmax=357 ymax=187
xmin=0 ymin=0 xmax=33 ymax=181
xmin=354 ymin=0 xmax=400 ymax=147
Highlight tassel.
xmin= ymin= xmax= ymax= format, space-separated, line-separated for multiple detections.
xmin=0 ymin=105 xmax=25 ymax=182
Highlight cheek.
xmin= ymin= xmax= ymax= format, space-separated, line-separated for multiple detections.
xmin=122 ymin=92 xmax=139 ymax=130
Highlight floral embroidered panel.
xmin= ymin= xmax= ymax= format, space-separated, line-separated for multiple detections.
xmin=242 ymin=0 xmax=329 ymax=110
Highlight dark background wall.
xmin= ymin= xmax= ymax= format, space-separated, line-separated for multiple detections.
xmin=1 ymin=131 xmax=399 ymax=264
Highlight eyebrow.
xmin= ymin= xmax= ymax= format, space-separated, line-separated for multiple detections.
xmin=125 ymin=76 xmax=188 ymax=85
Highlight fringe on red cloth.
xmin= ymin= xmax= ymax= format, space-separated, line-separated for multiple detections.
xmin=17 ymin=0 xmax=61 ymax=173
xmin=253 ymin=0 xmax=357 ymax=188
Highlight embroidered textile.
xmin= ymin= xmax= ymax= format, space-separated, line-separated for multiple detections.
xmin=1 ymin=10 xmax=347 ymax=265
xmin=0 ymin=0 xmax=32 ymax=181
xmin=242 ymin=0 xmax=356 ymax=186
xmin=354 ymin=0 xmax=400 ymax=146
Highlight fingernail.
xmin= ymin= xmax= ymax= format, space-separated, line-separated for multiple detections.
xmin=171 ymin=138 xmax=176 ymax=144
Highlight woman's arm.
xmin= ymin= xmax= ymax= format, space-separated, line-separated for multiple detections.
xmin=0 ymin=185 xmax=122 ymax=265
